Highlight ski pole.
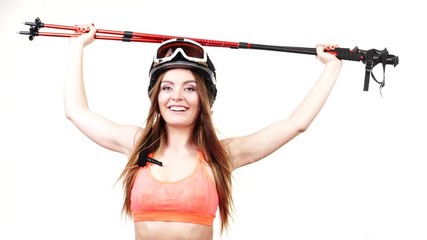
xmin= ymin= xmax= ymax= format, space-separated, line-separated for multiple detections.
xmin=19 ymin=17 xmax=399 ymax=91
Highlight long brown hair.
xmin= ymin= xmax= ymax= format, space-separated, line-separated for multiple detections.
xmin=118 ymin=69 xmax=233 ymax=233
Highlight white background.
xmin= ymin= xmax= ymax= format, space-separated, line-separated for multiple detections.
xmin=1 ymin=0 xmax=426 ymax=239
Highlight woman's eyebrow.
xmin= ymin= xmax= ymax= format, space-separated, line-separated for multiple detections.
xmin=161 ymin=80 xmax=196 ymax=84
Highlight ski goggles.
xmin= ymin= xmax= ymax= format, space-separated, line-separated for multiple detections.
xmin=153 ymin=38 xmax=208 ymax=66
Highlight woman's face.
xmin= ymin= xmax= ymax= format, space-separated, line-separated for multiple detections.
xmin=158 ymin=68 xmax=200 ymax=128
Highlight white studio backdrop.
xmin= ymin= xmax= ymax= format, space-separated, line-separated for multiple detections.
xmin=1 ymin=0 xmax=426 ymax=239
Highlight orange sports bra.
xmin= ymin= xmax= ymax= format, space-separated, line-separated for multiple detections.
xmin=130 ymin=152 xmax=219 ymax=226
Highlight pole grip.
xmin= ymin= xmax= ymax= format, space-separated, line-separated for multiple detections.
xmin=333 ymin=47 xmax=362 ymax=61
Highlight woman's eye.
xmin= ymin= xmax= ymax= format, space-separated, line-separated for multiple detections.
xmin=162 ymin=86 xmax=173 ymax=91
xmin=184 ymin=84 xmax=197 ymax=91
xmin=185 ymin=87 xmax=196 ymax=92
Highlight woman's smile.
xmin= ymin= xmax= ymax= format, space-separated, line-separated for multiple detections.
xmin=158 ymin=68 xmax=200 ymax=127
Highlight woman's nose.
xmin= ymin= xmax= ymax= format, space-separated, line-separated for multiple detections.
xmin=171 ymin=88 xmax=183 ymax=101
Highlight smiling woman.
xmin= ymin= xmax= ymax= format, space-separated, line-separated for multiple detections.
xmin=4 ymin=1 xmax=427 ymax=239
xmin=157 ymin=69 xmax=201 ymax=127
xmin=62 ymin=24 xmax=342 ymax=240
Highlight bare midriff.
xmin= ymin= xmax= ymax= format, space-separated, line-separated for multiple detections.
xmin=134 ymin=221 xmax=213 ymax=240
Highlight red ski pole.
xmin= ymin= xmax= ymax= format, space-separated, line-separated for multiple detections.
xmin=19 ymin=17 xmax=399 ymax=91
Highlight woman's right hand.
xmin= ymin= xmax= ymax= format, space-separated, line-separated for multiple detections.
xmin=316 ymin=44 xmax=341 ymax=65
xmin=69 ymin=24 xmax=97 ymax=47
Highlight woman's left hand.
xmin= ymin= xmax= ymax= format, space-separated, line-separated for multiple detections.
xmin=316 ymin=44 xmax=341 ymax=65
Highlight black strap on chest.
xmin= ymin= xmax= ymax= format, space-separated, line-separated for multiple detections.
xmin=137 ymin=150 xmax=163 ymax=167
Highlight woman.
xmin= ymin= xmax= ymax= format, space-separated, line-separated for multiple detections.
xmin=64 ymin=24 xmax=342 ymax=240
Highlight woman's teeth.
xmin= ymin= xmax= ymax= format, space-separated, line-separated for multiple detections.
xmin=169 ymin=106 xmax=187 ymax=112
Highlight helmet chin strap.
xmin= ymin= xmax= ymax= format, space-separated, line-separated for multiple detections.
xmin=137 ymin=150 xmax=163 ymax=167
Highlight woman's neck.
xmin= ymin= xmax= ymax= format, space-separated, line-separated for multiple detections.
xmin=165 ymin=125 xmax=195 ymax=151
xmin=154 ymin=126 xmax=199 ymax=164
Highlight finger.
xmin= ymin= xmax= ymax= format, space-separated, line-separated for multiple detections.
xmin=74 ymin=24 xmax=91 ymax=33
xmin=326 ymin=44 xmax=340 ymax=51
xmin=316 ymin=44 xmax=325 ymax=57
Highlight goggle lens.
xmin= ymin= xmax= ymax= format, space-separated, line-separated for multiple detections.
xmin=154 ymin=39 xmax=207 ymax=65
xmin=157 ymin=41 xmax=205 ymax=59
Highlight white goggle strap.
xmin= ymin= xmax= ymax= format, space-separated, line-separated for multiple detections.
xmin=154 ymin=47 xmax=208 ymax=66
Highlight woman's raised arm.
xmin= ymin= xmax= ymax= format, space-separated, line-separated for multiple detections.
xmin=226 ymin=44 xmax=343 ymax=169
xmin=64 ymin=24 xmax=140 ymax=156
